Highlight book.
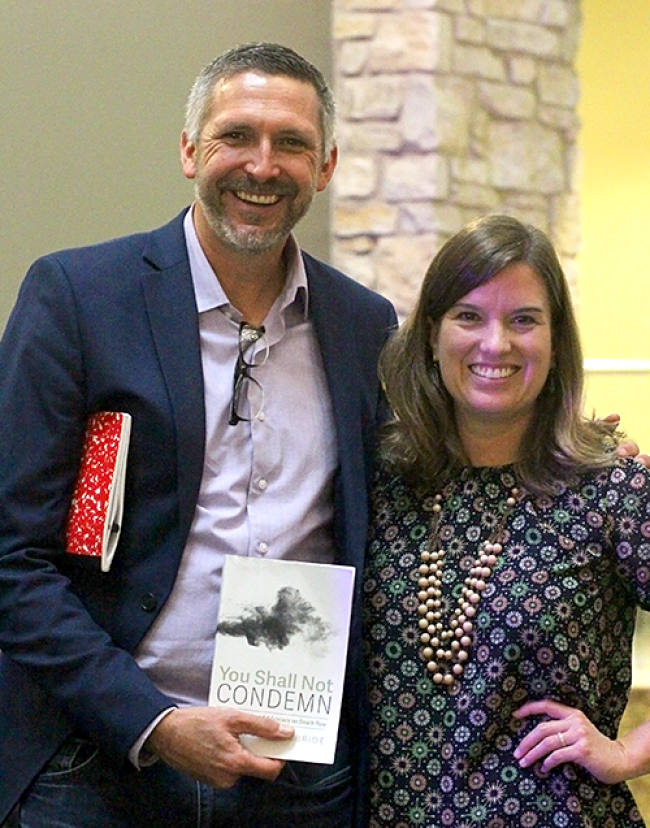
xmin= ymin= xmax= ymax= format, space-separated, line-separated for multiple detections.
xmin=209 ymin=556 xmax=356 ymax=764
xmin=65 ymin=411 xmax=132 ymax=573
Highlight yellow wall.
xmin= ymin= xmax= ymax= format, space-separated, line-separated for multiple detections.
xmin=577 ymin=1 xmax=650 ymax=449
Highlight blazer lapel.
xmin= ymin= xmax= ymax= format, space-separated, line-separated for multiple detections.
xmin=305 ymin=257 xmax=368 ymax=568
xmin=307 ymin=262 xmax=364 ymax=451
xmin=140 ymin=213 xmax=206 ymax=546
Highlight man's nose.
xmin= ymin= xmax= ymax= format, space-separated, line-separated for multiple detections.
xmin=243 ymin=139 xmax=281 ymax=179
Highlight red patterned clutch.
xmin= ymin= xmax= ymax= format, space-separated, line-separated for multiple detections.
xmin=65 ymin=411 xmax=132 ymax=572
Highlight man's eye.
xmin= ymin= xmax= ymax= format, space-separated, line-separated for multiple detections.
xmin=279 ymin=135 xmax=313 ymax=150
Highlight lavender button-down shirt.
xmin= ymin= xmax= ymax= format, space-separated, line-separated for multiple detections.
xmin=134 ymin=209 xmax=338 ymax=711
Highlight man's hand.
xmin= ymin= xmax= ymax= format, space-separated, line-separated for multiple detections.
xmin=617 ymin=443 xmax=650 ymax=467
xmin=602 ymin=413 xmax=650 ymax=468
xmin=145 ymin=706 xmax=294 ymax=788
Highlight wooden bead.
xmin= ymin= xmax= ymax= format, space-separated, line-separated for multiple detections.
xmin=416 ymin=485 xmax=520 ymax=686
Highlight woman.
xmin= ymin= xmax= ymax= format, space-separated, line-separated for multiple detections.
xmin=364 ymin=215 xmax=650 ymax=827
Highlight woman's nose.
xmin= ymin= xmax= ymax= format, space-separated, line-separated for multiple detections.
xmin=481 ymin=322 xmax=510 ymax=353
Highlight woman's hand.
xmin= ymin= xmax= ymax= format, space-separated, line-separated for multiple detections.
xmin=513 ymin=699 xmax=630 ymax=784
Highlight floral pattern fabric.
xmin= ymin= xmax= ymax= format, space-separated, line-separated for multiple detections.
xmin=364 ymin=460 xmax=650 ymax=827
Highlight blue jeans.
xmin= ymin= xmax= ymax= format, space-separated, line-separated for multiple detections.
xmin=9 ymin=736 xmax=353 ymax=828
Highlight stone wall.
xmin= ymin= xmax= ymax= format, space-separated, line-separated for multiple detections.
xmin=329 ymin=8 xmax=650 ymax=822
xmin=331 ymin=0 xmax=581 ymax=317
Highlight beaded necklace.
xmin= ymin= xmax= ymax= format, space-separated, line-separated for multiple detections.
xmin=417 ymin=483 xmax=521 ymax=685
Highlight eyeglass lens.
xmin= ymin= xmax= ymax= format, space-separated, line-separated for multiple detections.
xmin=239 ymin=324 xmax=269 ymax=367
xmin=229 ymin=323 xmax=268 ymax=425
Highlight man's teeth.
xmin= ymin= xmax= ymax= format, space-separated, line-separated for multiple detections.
xmin=235 ymin=191 xmax=281 ymax=205
xmin=470 ymin=365 xmax=517 ymax=379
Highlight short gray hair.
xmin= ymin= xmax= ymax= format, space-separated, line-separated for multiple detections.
xmin=184 ymin=42 xmax=336 ymax=160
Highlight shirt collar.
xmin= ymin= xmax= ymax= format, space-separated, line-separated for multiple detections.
xmin=183 ymin=206 xmax=308 ymax=321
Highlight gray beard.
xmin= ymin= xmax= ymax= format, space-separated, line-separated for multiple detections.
xmin=194 ymin=180 xmax=313 ymax=255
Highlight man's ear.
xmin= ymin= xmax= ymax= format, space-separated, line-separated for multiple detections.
xmin=316 ymin=145 xmax=338 ymax=192
xmin=180 ymin=131 xmax=198 ymax=180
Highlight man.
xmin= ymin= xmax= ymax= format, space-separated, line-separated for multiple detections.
xmin=0 ymin=43 xmax=397 ymax=827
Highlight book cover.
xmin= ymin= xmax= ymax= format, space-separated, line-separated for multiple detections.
xmin=65 ymin=411 xmax=132 ymax=572
xmin=209 ymin=556 xmax=356 ymax=764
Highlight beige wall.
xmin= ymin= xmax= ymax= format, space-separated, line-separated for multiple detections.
xmin=0 ymin=1 xmax=331 ymax=332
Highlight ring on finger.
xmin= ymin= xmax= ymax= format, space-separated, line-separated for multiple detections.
xmin=557 ymin=732 xmax=567 ymax=748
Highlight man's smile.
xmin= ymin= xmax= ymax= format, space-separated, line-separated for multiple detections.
xmin=234 ymin=191 xmax=282 ymax=206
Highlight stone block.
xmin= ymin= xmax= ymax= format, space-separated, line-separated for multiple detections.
xmin=367 ymin=11 xmax=453 ymax=72
xmin=483 ymin=0 xmax=544 ymax=21
xmin=468 ymin=106 xmax=491 ymax=156
xmin=340 ymin=76 xmax=403 ymax=120
xmin=466 ymin=0 xmax=487 ymax=15
xmin=333 ymin=12 xmax=378 ymax=41
xmin=455 ymin=15 xmax=487 ymax=44
xmin=402 ymin=0 xmax=465 ymax=10
xmin=508 ymin=56 xmax=538 ymax=85
xmin=551 ymin=191 xmax=581 ymax=256
xmin=400 ymin=75 xmax=474 ymax=153
xmin=486 ymin=19 xmax=560 ymax=57
xmin=451 ymin=156 xmax=489 ymax=185
xmin=540 ymin=0 xmax=571 ymax=27
xmin=382 ymin=154 xmax=450 ymax=201
xmin=488 ymin=121 xmax=565 ymax=193
xmin=453 ymin=43 xmax=506 ymax=80
xmin=538 ymin=104 xmax=579 ymax=137
xmin=497 ymin=201 xmax=549 ymax=232
xmin=334 ymin=0 xmax=402 ymax=9
xmin=336 ymin=41 xmax=372 ymax=76
xmin=334 ymin=201 xmax=399 ymax=236
xmin=336 ymin=121 xmax=404 ymax=152
xmin=538 ymin=63 xmax=579 ymax=107
xmin=479 ymin=81 xmax=536 ymax=119
xmin=331 ymin=244 xmax=379 ymax=290
xmin=398 ymin=201 xmax=464 ymax=234
xmin=333 ymin=155 xmax=378 ymax=199
xmin=450 ymin=181 xmax=500 ymax=209
xmin=374 ymin=233 xmax=445 ymax=316
xmin=558 ymin=7 xmax=582 ymax=62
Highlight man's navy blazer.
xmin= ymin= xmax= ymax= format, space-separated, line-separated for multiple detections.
xmin=0 ymin=210 xmax=397 ymax=820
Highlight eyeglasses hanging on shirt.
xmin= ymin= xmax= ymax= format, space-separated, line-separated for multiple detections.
xmin=229 ymin=322 xmax=270 ymax=426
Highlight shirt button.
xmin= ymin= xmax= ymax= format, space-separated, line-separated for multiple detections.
xmin=258 ymin=542 xmax=269 ymax=555
xmin=258 ymin=478 xmax=268 ymax=491
xmin=141 ymin=593 xmax=157 ymax=612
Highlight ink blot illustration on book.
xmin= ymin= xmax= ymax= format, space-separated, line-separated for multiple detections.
xmin=210 ymin=558 xmax=355 ymax=763
xmin=217 ymin=586 xmax=333 ymax=653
